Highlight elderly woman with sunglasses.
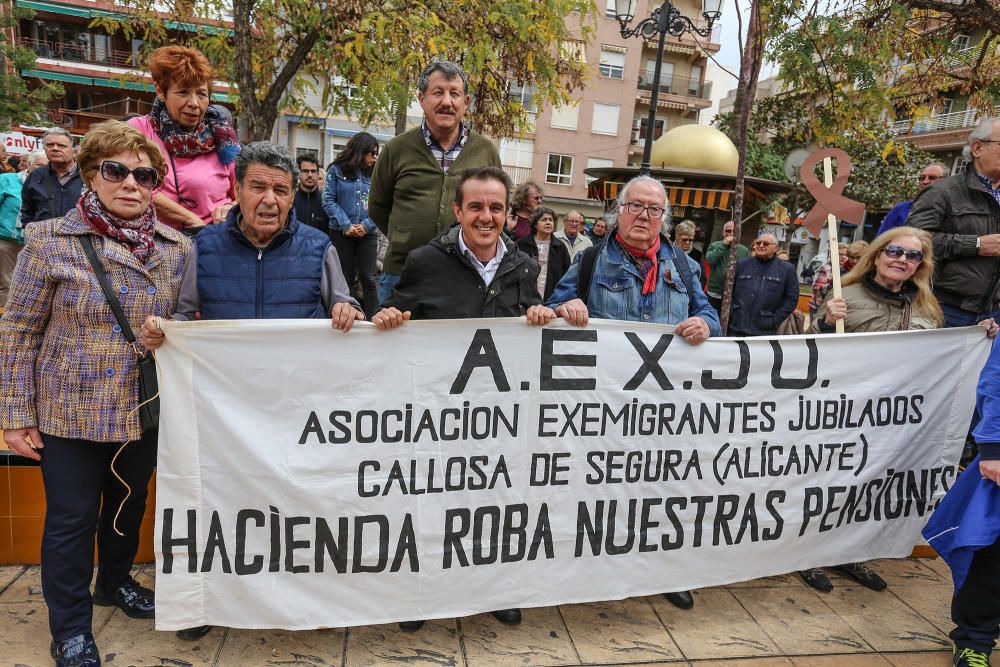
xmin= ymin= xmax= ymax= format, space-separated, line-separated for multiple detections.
xmin=802 ymin=226 xmax=997 ymax=595
xmin=0 ymin=121 xmax=190 ymax=667
xmin=128 ymin=45 xmax=238 ymax=233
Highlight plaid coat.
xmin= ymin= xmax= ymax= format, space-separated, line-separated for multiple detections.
xmin=0 ymin=207 xmax=190 ymax=442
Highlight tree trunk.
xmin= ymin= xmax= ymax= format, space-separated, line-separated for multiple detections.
xmin=720 ymin=0 xmax=765 ymax=335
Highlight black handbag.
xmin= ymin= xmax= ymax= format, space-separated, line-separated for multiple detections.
xmin=78 ymin=236 xmax=159 ymax=432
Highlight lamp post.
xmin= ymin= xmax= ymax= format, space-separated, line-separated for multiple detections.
xmin=614 ymin=0 xmax=722 ymax=175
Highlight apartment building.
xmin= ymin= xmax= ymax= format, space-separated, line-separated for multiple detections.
xmin=888 ymin=28 xmax=996 ymax=175
xmin=11 ymin=0 xmax=233 ymax=138
xmin=498 ymin=0 xmax=720 ymax=219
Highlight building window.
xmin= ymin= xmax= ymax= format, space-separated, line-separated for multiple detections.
xmin=550 ymin=103 xmax=580 ymax=130
xmin=604 ymin=0 xmax=617 ymax=18
xmin=689 ymin=65 xmax=703 ymax=95
xmin=592 ymin=102 xmax=620 ymax=135
xmin=508 ymin=82 xmax=538 ymax=113
xmin=560 ymin=40 xmax=586 ymax=63
xmin=586 ymin=158 xmax=613 ymax=184
xmin=499 ymin=138 xmax=534 ymax=169
xmin=635 ymin=116 xmax=666 ymax=144
xmin=599 ymin=46 xmax=626 ymax=80
xmin=952 ymin=34 xmax=971 ymax=51
xmin=546 ymin=154 xmax=573 ymax=186
xmin=952 ymin=156 xmax=968 ymax=175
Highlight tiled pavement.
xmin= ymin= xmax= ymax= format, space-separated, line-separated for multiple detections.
xmin=0 ymin=557 xmax=994 ymax=666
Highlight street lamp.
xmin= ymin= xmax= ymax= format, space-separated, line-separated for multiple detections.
xmin=615 ymin=0 xmax=723 ymax=175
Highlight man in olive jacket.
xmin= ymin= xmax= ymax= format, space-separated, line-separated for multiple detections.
xmin=368 ymin=60 xmax=501 ymax=305
xmin=908 ymin=117 xmax=1000 ymax=327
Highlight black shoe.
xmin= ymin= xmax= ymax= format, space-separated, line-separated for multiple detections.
xmin=398 ymin=620 xmax=425 ymax=632
xmin=92 ymin=577 xmax=155 ymax=619
xmin=833 ymin=562 xmax=887 ymax=591
xmin=954 ymin=646 xmax=991 ymax=666
xmin=663 ymin=591 xmax=694 ymax=609
xmin=51 ymin=633 xmax=101 ymax=667
xmin=492 ymin=608 xmax=522 ymax=625
xmin=176 ymin=625 xmax=213 ymax=641
xmin=799 ymin=568 xmax=833 ymax=593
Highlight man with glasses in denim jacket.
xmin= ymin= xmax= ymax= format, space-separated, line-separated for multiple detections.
xmin=545 ymin=175 xmax=720 ymax=611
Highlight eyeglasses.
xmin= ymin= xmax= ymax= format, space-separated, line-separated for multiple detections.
xmin=918 ymin=173 xmax=942 ymax=182
xmin=100 ymin=160 xmax=159 ymax=189
xmin=882 ymin=244 xmax=924 ymax=263
xmin=623 ymin=202 xmax=665 ymax=219
xmin=300 ymin=168 xmax=319 ymax=174
xmin=753 ymin=240 xmax=776 ymax=247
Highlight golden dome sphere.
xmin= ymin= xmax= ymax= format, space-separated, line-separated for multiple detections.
xmin=649 ymin=124 xmax=739 ymax=175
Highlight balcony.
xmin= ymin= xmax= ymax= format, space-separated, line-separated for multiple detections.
xmin=503 ymin=165 xmax=533 ymax=187
xmin=21 ymin=37 xmax=136 ymax=69
xmin=890 ymin=106 xmax=999 ymax=135
xmin=636 ymin=71 xmax=712 ymax=107
xmin=642 ymin=22 xmax=722 ymax=53
xmin=49 ymin=108 xmax=117 ymax=134
xmin=889 ymin=105 xmax=1000 ymax=151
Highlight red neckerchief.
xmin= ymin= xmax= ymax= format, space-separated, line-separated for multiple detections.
xmin=615 ymin=231 xmax=660 ymax=295
xmin=78 ymin=190 xmax=156 ymax=263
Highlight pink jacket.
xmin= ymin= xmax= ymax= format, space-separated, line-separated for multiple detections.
xmin=128 ymin=115 xmax=236 ymax=229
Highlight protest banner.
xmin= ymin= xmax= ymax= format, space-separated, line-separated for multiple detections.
xmin=153 ymin=318 xmax=989 ymax=630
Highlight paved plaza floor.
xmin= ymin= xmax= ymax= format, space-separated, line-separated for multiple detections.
xmin=0 ymin=557 xmax=994 ymax=666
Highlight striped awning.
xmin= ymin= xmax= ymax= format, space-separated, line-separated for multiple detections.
xmin=588 ymin=180 xmax=731 ymax=211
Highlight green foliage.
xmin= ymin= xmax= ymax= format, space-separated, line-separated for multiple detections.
xmin=767 ymin=0 xmax=1000 ymax=140
xmin=0 ymin=7 xmax=63 ymax=129
xmin=715 ymin=95 xmax=935 ymax=210
xmin=96 ymin=0 xmax=596 ymax=141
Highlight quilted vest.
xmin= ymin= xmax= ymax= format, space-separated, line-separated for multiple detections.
xmin=196 ymin=207 xmax=329 ymax=320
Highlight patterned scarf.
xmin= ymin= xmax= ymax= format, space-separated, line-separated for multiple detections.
xmin=616 ymin=231 xmax=661 ymax=295
xmin=149 ymin=97 xmax=240 ymax=165
xmin=78 ymin=190 xmax=156 ymax=263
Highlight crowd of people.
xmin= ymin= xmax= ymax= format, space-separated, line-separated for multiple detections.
xmin=2 ymin=48 xmax=1000 ymax=667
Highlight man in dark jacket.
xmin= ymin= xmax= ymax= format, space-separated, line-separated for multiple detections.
xmin=727 ymin=233 xmax=800 ymax=337
xmin=909 ymin=117 xmax=1000 ymax=327
xmin=372 ymin=166 xmax=555 ymax=631
xmin=292 ymin=154 xmax=329 ymax=234
xmin=20 ymin=127 xmax=83 ymax=225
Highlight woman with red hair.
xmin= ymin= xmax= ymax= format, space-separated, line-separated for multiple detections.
xmin=128 ymin=45 xmax=239 ymax=232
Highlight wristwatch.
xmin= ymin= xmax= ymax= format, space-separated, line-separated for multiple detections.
xmin=977 ymin=236 xmax=983 ymax=249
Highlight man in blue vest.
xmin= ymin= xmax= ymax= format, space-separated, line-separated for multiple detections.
xmin=140 ymin=140 xmax=361 ymax=640
xmin=141 ymin=141 xmax=361 ymax=326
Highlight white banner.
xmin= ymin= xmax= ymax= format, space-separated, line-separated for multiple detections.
xmin=154 ymin=319 xmax=990 ymax=630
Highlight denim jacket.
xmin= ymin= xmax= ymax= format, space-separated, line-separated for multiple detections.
xmin=322 ymin=163 xmax=377 ymax=235
xmin=547 ymin=234 xmax=721 ymax=334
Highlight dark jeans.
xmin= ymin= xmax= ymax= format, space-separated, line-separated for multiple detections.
xmin=331 ymin=230 xmax=378 ymax=319
xmin=708 ymin=294 xmax=723 ymax=317
xmin=39 ymin=430 xmax=157 ymax=641
xmin=952 ymin=538 xmax=1000 ymax=653
xmin=941 ymin=303 xmax=1000 ymax=328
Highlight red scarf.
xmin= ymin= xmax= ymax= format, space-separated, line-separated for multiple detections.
xmin=78 ymin=190 xmax=156 ymax=263
xmin=616 ymin=231 xmax=660 ymax=295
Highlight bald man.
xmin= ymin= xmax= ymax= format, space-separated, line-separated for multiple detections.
xmin=727 ymin=233 xmax=800 ymax=336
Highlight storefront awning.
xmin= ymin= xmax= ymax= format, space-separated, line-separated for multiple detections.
xmin=587 ymin=180 xmax=732 ymax=211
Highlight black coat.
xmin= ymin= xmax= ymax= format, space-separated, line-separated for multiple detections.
xmin=20 ymin=165 xmax=83 ymax=225
xmin=516 ymin=235 xmax=571 ymax=300
xmin=728 ymin=255 xmax=800 ymax=335
xmin=293 ymin=188 xmax=330 ymax=235
xmin=385 ymin=226 xmax=542 ymax=319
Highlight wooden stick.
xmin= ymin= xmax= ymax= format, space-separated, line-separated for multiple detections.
xmin=823 ymin=156 xmax=845 ymax=334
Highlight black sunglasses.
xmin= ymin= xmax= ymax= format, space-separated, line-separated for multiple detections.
xmin=100 ymin=160 xmax=160 ymax=189
xmin=882 ymin=244 xmax=924 ymax=263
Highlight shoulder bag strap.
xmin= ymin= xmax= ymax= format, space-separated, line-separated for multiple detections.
xmin=77 ymin=236 xmax=137 ymax=343
xmin=668 ymin=241 xmax=697 ymax=316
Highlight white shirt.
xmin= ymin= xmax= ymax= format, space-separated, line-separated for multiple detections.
xmin=457 ymin=230 xmax=507 ymax=285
